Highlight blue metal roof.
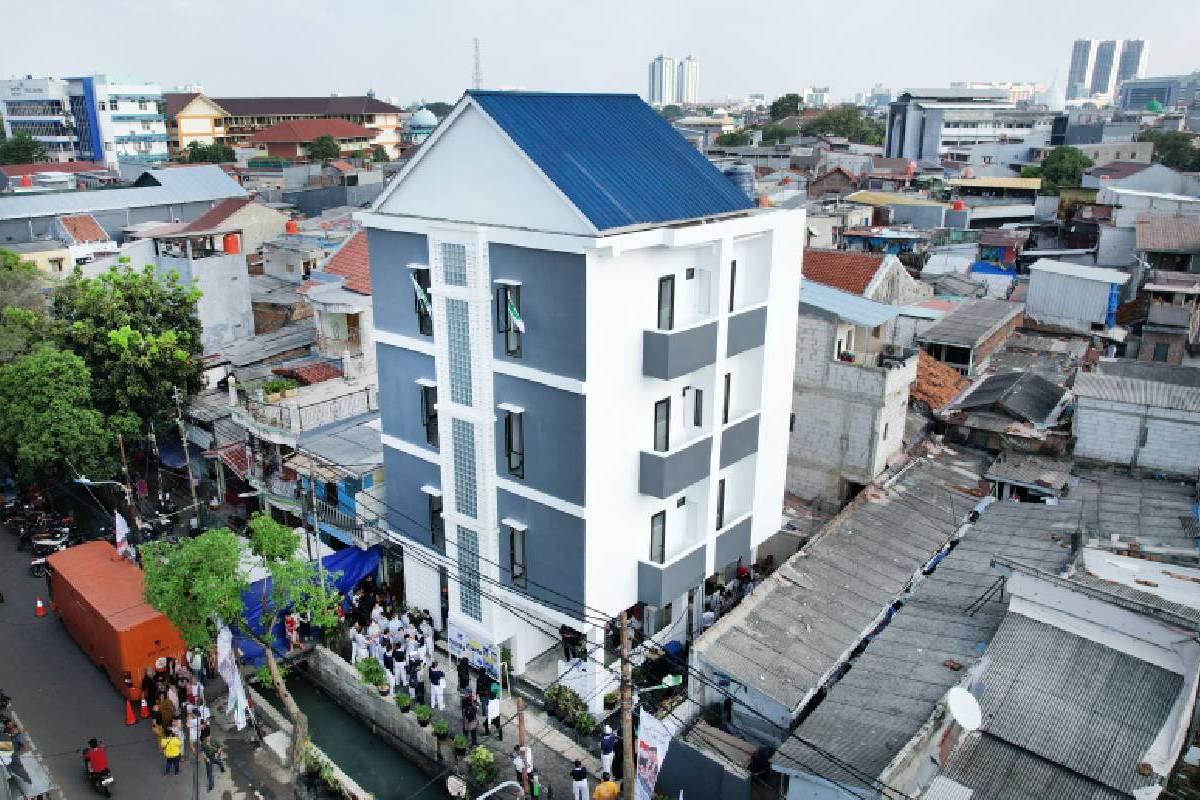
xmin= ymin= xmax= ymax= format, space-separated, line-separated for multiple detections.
xmin=800 ymin=281 xmax=901 ymax=327
xmin=468 ymin=91 xmax=753 ymax=232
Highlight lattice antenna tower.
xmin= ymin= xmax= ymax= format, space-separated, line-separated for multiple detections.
xmin=472 ymin=38 xmax=483 ymax=91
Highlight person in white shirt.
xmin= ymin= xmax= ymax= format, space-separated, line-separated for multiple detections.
xmin=701 ymin=606 xmax=716 ymax=631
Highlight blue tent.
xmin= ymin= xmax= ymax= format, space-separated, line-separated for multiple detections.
xmin=234 ymin=545 xmax=380 ymax=666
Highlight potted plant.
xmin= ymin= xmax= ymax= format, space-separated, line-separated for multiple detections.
xmin=414 ymin=704 xmax=432 ymax=727
xmin=433 ymin=719 xmax=449 ymax=741
xmin=282 ymin=378 xmax=299 ymax=398
xmin=557 ymin=686 xmax=583 ymax=726
xmin=603 ymin=691 xmax=618 ymax=711
xmin=466 ymin=746 xmax=497 ymax=785
xmin=452 ymin=733 xmax=469 ymax=756
xmin=395 ymin=693 xmax=412 ymax=713
xmin=263 ymin=378 xmax=287 ymax=403
xmin=544 ymin=684 xmax=562 ymax=717
xmin=575 ymin=711 xmax=597 ymax=738
xmin=356 ymin=656 xmax=390 ymax=695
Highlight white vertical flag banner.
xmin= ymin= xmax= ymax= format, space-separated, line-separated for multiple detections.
xmin=636 ymin=708 xmax=673 ymax=800
xmin=411 ymin=274 xmax=432 ymax=317
xmin=114 ymin=512 xmax=131 ymax=558
xmin=506 ymin=292 xmax=525 ymax=333
xmin=217 ymin=625 xmax=249 ymax=730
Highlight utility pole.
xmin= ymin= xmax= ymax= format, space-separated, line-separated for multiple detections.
xmin=114 ymin=432 xmax=140 ymax=533
xmin=516 ymin=696 xmax=531 ymax=797
xmin=306 ymin=473 xmax=326 ymax=586
xmin=619 ymin=611 xmax=635 ymax=800
xmin=173 ymin=386 xmax=200 ymax=533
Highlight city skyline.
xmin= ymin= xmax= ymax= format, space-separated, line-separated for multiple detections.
xmin=3 ymin=0 xmax=1198 ymax=106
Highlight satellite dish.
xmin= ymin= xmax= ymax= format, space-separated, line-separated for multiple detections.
xmin=446 ymin=775 xmax=468 ymax=798
xmin=946 ymin=687 xmax=982 ymax=732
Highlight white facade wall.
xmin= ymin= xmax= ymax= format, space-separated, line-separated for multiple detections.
xmin=1098 ymin=188 xmax=1200 ymax=228
xmin=1075 ymin=396 xmax=1200 ymax=475
xmin=866 ymin=258 xmax=935 ymax=306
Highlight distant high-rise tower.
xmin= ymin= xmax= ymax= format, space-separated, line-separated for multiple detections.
xmin=676 ymin=56 xmax=699 ymax=105
xmin=1067 ymin=39 xmax=1098 ymax=100
xmin=647 ymin=55 xmax=677 ymax=106
xmin=1089 ymin=40 xmax=1121 ymax=96
xmin=1117 ymin=39 xmax=1148 ymax=83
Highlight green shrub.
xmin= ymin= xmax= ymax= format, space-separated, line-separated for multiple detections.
xmin=466 ymin=746 xmax=497 ymax=784
xmin=432 ymin=719 xmax=449 ymax=736
xmin=356 ymin=656 xmax=388 ymax=686
xmin=575 ymin=711 xmax=597 ymax=736
xmin=251 ymin=663 xmax=289 ymax=689
xmin=453 ymin=733 xmax=469 ymax=750
xmin=395 ymin=693 xmax=412 ymax=711
xmin=603 ymin=691 xmax=618 ymax=708
xmin=414 ymin=704 xmax=432 ymax=723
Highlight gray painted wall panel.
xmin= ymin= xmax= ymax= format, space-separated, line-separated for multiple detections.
xmin=377 ymin=342 xmax=439 ymax=450
xmin=726 ymin=305 xmax=767 ymax=358
xmin=488 ymin=243 xmax=586 ymax=380
xmin=496 ymin=489 xmax=587 ymax=620
xmin=639 ymin=436 xmax=712 ymax=498
xmin=638 ymin=543 xmax=706 ymax=607
xmin=367 ymin=229 xmax=430 ymax=337
xmin=656 ymin=737 xmax=751 ymax=800
xmin=720 ymin=414 xmax=760 ymax=469
xmin=493 ymin=373 xmax=585 ymax=506
xmin=714 ymin=515 xmax=752 ymax=568
xmin=382 ymin=445 xmax=441 ymax=550
xmin=643 ymin=322 xmax=719 ymax=380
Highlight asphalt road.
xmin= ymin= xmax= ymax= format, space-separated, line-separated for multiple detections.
xmin=0 ymin=526 xmax=240 ymax=799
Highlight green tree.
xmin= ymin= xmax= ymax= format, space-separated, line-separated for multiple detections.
xmin=371 ymin=145 xmax=390 ymax=163
xmin=51 ymin=265 xmax=203 ymax=421
xmin=307 ymin=135 xmax=341 ymax=161
xmin=714 ymin=131 xmax=751 ymax=146
xmin=801 ymin=106 xmax=885 ymax=145
xmin=770 ymin=93 xmax=804 ymax=120
xmin=424 ymin=102 xmax=453 ymax=118
xmin=658 ymin=104 xmax=684 ymax=120
xmin=1137 ymin=129 xmax=1200 ymax=171
xmin=759 ymin=124 xmax=799 ymax=145
xmin=1023 ymin=146 xmax=1093 ymax=194
xmin=0 ymin=131 xmax=48 ymax=164
xmin=142 ymin=514 xmax=341 ymax=771
xmin=0 ymin=248 xmax=49 ymax=362
xmin=0 ymin=344 xmax=116 ymax=480
xmin=181 ymin=141 xmax=235 ymax=164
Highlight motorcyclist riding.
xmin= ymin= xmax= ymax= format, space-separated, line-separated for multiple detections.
xmin=82 ymin=738 xmax=108 ymax=774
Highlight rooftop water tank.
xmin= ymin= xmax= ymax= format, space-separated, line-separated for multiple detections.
xmin=723 ymin=162 xmax=755 ymax=200
xmin=223 ymin=233 xmax=241 ymax=255
xmin=285 ymin=219 xmax=299 ymax=234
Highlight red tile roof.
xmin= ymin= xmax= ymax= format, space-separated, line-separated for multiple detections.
xmin=912 ymin=351 xmax=970 ymax=411
xmin=162 ymin=92 xmax=201 ymax=118
xmin=327 ymin=159 xmax=356 ymax=173
xmin=273 ymin=361 xmax=343 ymax=385
xmin=58 ymin=214 xmax=109 ymax=243
xmin=250 ymin=119 xmax=375 ymax=144
xmin=180 ymin=197 xmax=254 ymax=234
xmin=0 ymin=161 xmax=108 ymax=177
xmin=215 ymin=443 xmax=249 ymax=481
xmin=1087 ymin=160 xmax=1153 ymax=180
xmin=803 ymin=249 xmax=886 ymax=295
xmin=322 ymin=231 xmax=371 ymax=295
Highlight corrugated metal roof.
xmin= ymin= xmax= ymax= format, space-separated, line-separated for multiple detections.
xmin=799 ymin=281 xmax=901 ymax=327
xmin=983 ymin=453 xmax=1073 ymax=490
xmin=953 ymin=371 xmax=1066 ymax=424
xmin=0 ymin=165 xmax=246 ymax=221
xmin=846 ymin=189 xmax=948 ymax=208
xmin=1136 ymin=213 xmax=1200 ymax=253
xmin=1072 ymin=469 xmax=1198 ymax=550
xmin=917 ymin=298 xmax=1023 ymax=347
xmin=949 ymin=176 xmax=1041 ymax=190
xmin=467 ymin=91 xmax=753 ymax=232
xmin=1073 ymin=372 xmax=1200 ymax=412
xmin=942 ymin=734 xmax=1128 ymax=800
xmin=1028 ymin=258 xmax=1130 ymax=284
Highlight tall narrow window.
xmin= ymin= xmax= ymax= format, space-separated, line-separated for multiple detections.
xmin=722 ymin=373 xmax=732 ymax=424
xmin=441 ymin=242 xmax=468 ymax=287
xmin=728 ymin=260 xmax=737 ymax=312
xmin=505 ymin=410 xmax=525 ymax=478
xmin=446 ymin=299 xmax=473 ymax=406
xmin=451 ymin=419 xmax=478 ymax=518
xmin=420 ymin=385 xmax=439 ymax=446
xmin=413 ymin=268 xmax=433 ymax=336
xmin=650 ymin=511 xmax=666 ymax=564
xmin=495 ymin=284 xmax=522 ymax=357
xmin=693 ymin=388 xmax=703 ymax=427
xmin=654 ymin=398 xmax=671 ymax=452
xmin=716 ymin=478 xmax=726 ymax=530
xmin=508 ymin=525 xmax=527 ymax=589
xmin=458 ymin=526 xmax=482 ymax=620
xmin=428 ymin=494 xmax=444 ymax=551
xmin=657 ymin=275 xmax=675 ymax=331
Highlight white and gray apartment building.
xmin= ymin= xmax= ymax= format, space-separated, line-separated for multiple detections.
xmin=358 ymin=91 xmax=803 ymax=692
xmin=0 ymin=75 xmax=168 ymax=165
xmin=884 ymin=88 xmax=1055 ymax=162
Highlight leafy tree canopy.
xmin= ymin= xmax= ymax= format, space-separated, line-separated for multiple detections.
xmin=371 ymin=144 xmax=390 ymax=163
xmin=0 ymin=344 xmax=116 ymax=480
xmin=658 ymin=105 xmax=684 ymax=120
xmin=0 ymin=249 xmax=49 ymax=363
xmin=1022 ymin=146 xmax=1093 ymax=195
xmin=801 ymin=106 xmax=885 ymax=145
xmin=180 ymin=140 xmax=235 ymax=164
xmin=307 ymin=135 xmax=341 ymax=161
xmin=714 ymin=131 xmax=751 ymax=146
xmin=423 ymin=102 xmax=454 ymax=118
xmin=1137 ymin=129 xmax=1200 ymax=172
xmin=770 ymin=93 xmax=803 ymax=120
xmin=51 ymin=265 xmax=202 ymax=421
xmin=759 ymin=124 xmax=799 ymax=145
xmin=0 ymin=132 xmax=47 ymax=164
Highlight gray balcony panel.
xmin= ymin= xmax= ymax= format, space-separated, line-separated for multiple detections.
xmin=643 ymin=321 xmax=719 ymax=380
xmin=719 ymin=414 xmax=759 ymax=469
xmin=726 ymin=305 xmax=767 ymax=358
xmin=638 ymin=543 xmax=707 ymax=607
xmin=714 ymin=515 xmax=752 ymax=569
xmin=639 ymin=436 xmax=712 ymax=498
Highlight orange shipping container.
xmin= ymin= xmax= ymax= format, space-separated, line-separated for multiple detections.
xmin=47 ymin=541 xmax=187 ymax=700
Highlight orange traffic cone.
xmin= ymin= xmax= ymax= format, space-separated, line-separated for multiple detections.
xmin=124 ymin=699 xmax=136 ymax=726
xmin=140 ymin=698 xmax=150 ymax=718
xmin=34 ymin=596 xmax=45 ymax=618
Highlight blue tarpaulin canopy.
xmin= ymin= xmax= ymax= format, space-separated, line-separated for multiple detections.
xmin=234 ymin=544 xmax=380 ymax=666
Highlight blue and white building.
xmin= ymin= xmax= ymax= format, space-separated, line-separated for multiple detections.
xmin=359 ymin=91 xmax=804 ymax=694
xmin=0 ymin=75 xmax=169 ymax=165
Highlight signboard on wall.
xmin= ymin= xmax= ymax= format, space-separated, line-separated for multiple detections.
xmin=447 ymin=623 xmax=501 ymax=680
xmin=636 ymin=708 xmax=673 ymax=800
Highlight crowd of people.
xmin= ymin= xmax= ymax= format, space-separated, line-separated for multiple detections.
xmin=140 ymin=649 xmax=226 ymax=791
xmin=700 ymin=564 xmax=764 ymax=632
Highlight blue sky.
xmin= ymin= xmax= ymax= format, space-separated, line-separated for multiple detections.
xmin=6 ymin=0 xmax=1198 ymax=105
